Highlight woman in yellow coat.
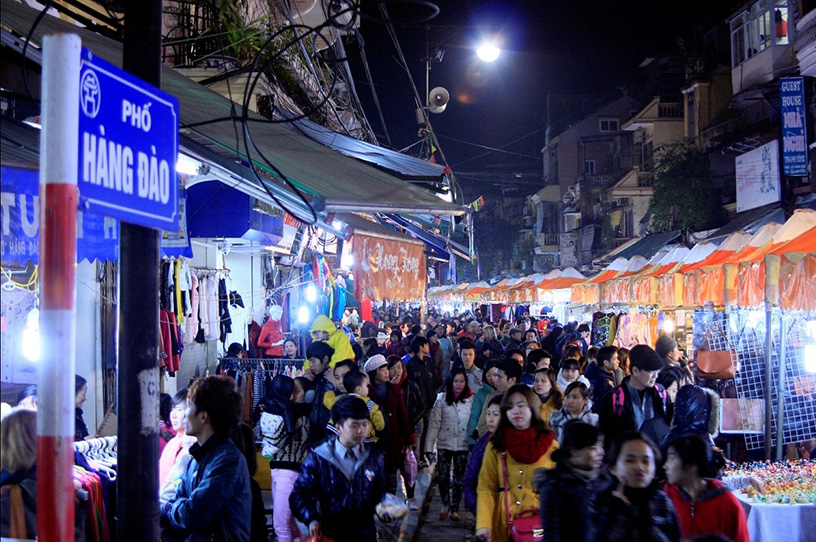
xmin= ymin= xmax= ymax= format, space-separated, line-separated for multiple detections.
xmin=476 ymin=384 xmax=559 ymax=542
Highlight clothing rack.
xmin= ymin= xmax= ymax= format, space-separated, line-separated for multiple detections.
xmin=219 ymin=357 xmax=306 ymax=371
xmin=74 ymin=436 xmax=117 ymax=460
xmin=189 ymin=266 xmax=227 ymax=277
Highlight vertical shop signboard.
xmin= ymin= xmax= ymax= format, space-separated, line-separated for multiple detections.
xmin=780 ymin=77 xmax=808 ymax=177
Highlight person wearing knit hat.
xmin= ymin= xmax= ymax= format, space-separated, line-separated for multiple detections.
xmin=655 ymin=333 xmax=694 ymax=382
xmin=655 ymin=334 xmax=678 ymax=359
xmin=630 ymin=343 xmax=667 ymax=372
xmin=363 ymin=354 xmax=388 ymax=374
xmin=595 ymin=344 xmax=671 ymax=442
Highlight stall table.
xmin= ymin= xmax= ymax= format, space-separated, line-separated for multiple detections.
xmin=735 ymin=492 xmax=816 ymax=542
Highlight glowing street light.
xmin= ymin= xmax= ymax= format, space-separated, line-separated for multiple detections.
xmin=476 ymin=41 xmax=500 ymax=62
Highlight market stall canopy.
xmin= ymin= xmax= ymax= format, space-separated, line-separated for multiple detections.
xmin=466 ymin=282 xmax=492 ymax=294
xmin=538 ymin=267 xmax=586 ymax=290
xmin=674 ymin=242 xmax=719 ymax=273
xmin=768 ymin=221 xmax=816 ymax=310
xmin=589 ymin=258 xmax=630 ymax=283
xmin=679 ymin=231 xmax=752 ymax=272
xmin=601 ymin=256 xmax=650 ymax=304
xmin=738 ymin=209 xmax=816 ymax=263
xmin=724 ymin=222 xmax=783 ymax=264
xmin=0 ymin=0 xmax=465 ymax=224
xmin=644 ymin=246 xmax=690 ymax=276
xmin=617 ymin=256 xmax=651 ymax=277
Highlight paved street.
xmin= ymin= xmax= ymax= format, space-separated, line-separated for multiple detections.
xmin=261 ymin=464 xmax=477 ymax=542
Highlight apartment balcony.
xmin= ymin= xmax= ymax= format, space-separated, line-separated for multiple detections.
xmin=578 ymin=174 xmax=615 ymax=188
xmin=657 ymin=102 xmax=684 ymax=118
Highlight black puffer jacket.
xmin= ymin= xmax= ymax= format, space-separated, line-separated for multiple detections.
xmin=585 ymin=477 xmax=680 ymax=542
xmin=660 ymin=385 xmax=719 ymax=451
xmin=536 ymin=461 xmax=608 ymax=542
xmin=290 ymin=439 xmax=386 ymax=542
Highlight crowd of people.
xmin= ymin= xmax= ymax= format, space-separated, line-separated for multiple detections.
xmin=1 ymin=307 xmax=759 ymax=542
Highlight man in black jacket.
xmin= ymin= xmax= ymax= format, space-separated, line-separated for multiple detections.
xmin=596 ymin=345 xmax=669 ymax=444
xmin=405 ymin=335 xmax=435 ymax=458
xmin=290 ymin=395 xmax=388 ymax=542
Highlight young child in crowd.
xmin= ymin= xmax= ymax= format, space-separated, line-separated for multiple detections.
xmin=550 ymin=382 xmax=599 ymax=442
xmin=335 ymin=370 xmax=385 ymax=443
xmin=322 ymin=359 xmax=356 ymax=409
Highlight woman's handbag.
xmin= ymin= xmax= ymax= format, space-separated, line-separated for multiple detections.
xmin=501 ymin=453 xmax=543 ymax=542
xmin=696 ymin=326 xmax=737 ymax=380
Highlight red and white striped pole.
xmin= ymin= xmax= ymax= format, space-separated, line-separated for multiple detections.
xmin=38 ymin=33 xmax=81 ymax=542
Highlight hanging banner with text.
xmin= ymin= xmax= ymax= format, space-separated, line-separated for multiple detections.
xmin=780 ymin=77 xmax=808 ymax=177
xmin=351 ymin=233 xmax=427 ymax=301
xmin=1 ymin=166 xmax=118 ymax=264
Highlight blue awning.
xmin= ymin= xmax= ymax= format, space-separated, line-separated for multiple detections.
xmin=378 ymin=214 xmax=471 ymax=261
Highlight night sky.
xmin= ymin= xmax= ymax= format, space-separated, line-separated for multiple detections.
xmin=350 ymin=0 xmax=740 ymax=196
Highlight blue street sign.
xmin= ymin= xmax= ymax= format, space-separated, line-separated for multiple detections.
xmin=78 ymin=48 xmax=180 ymax=229
xmin=780 ymin=77 xmax=808 ymax=177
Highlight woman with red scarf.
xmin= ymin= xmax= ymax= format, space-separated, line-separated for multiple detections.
xmin=476 ymin=384 xmax=558 ymax=542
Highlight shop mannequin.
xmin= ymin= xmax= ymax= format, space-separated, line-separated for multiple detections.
xmin=258 ymin=305 xmax=285 ymax=357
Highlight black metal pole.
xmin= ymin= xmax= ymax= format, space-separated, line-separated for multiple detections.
xmin=118 ymin=0 xmax=162 ymax=540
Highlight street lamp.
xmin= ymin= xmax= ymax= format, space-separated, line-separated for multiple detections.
xmin=418 ymin=27 xmax=502 ymax=147
xmin=476 ymin=41 xmax=500 ymax=62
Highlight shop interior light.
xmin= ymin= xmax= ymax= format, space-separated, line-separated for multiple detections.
xmin=21 ymin=308 xmax=40 ymax=362
xmin=297 ymin=305 xmax=310 ymax=324
xmin=663 ymin=318 xmax=675 ymax=334
xmin=341 ymin=252 xmax=354 ymax=269
xmin=305 ymin=284 xmax=317 ymax=302
xmin=331 ymin=220 xmax=343 ymax=231
xmin=176 ymin=154 xmax=202 ymax=176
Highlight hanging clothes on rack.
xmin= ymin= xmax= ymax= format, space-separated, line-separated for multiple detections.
xmin=186 ymin=272 xmax=200 ymax=344
xmin=74 ymin=437 xmax=118 ymax=542
xmin=205 ymin=275 xmax=219 ymax=341
xmin=218 ymin=276 xmax=231 ymax=345
xmin=224 ymin=291 xmax=248 ymax=351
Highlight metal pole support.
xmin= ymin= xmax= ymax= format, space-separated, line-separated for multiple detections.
xmin=38 ymin=32 xmax=81 ymax=542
